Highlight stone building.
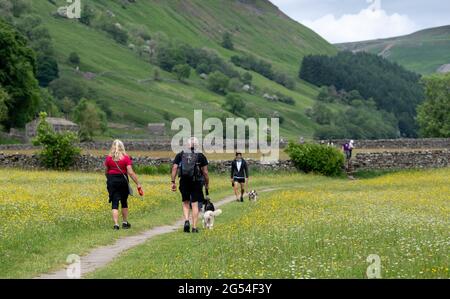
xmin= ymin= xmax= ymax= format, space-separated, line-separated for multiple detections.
xmin=25 ymin=117 xmax=79 ymax=141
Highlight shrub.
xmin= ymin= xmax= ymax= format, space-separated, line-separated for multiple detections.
xmin=172 ymin=64 xmax=191 ymax=82
xmin=207 ymin=71 xmax=229 ymax=95
xmin=227 ymin=77 xmax=242 ymax=92
xmin=275 ymin=92 xmax=295 ymax=105
xmin=99 ymin=20 xmax=128 ymax=44
xmin=285 ymin=142 xmax=344 ymax=176
xmin=10 ymin=0 xmax=30 ymax=17
xmin=221 ymin=31 xmax=234 ymax=50
xmin=32 ymin=112 xmax=80 ymax=170
xmin=241 ymin=72 xmax=252 ymax=85
xmin=68 ymin=52 xmax=80 ymax=65
xmin=79 ymin=4 xmax=96 ymax=26
xmin=223 ymin=93 xmax=245 ymax=115
xmin=274 ymin=72 xmax=295 ymax=90
xmin=155 ymin=42 xmax=186 ymax=72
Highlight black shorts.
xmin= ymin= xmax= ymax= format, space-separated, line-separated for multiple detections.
xmin=179 ymin=180 xmax=204 ymax=203
xmin=233 ymin=177 xmax=246 ymax=184
xmin=107 ymin=175 xmax=129 ymax=209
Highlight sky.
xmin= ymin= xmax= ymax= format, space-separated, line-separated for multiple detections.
xmin=269 ymin=0 xmax=450 ymax=43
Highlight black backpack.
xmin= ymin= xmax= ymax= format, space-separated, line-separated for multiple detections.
xmin=179 ymin=151 xmax=200 ymax=180
xmin=204 ymin=198 xmax=215 ymax=212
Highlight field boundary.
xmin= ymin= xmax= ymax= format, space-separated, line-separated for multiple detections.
xmin=34 ymin=188 xmax=279 ymax=279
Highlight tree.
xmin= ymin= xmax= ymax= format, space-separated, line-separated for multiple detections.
xmin=223 ymin=93 xmax=245 ymax=115
xmin=155 ymin=42 xmax=186 ymax=72
xmin=221 ymin=31 xmax=234 ymax=50
xmin=68 ymin=52 xmax=80 ymax=65
xmin=241 ymin=72 xmax=252 ymax=85
xmin=0 ymin=19 xmax=41 ymax=129
xmin=300 ymin=51 xmax=424 ymax=137
xmin=59 ymin=97 xmax=75 ymax=116
xmin=0 ymin=86 xmax=9 ymax=123
xmin=36 ymin=55 xmax=59 ymax=87
xmin=32 ymin=112 xmax=80 ymax=170
xmin=417 ymin=74 xmax=450 ymax=137
xmin=207 ymin=71 xmax=229 ymax=95
xmin=274 ymin=72 xmax=295 ymax=90
xmin=79 ymin=4 xmax=96 ymax=26
xmin=10 ymin=0 xmax=30 ymax=17
xmin=172 ymin=64 xmax=191 ymax=82
xmin=227 ymin=77 xmax=242 ymax=92
xmin=38 ymin=88 xmax=59 ymax=117
xmin=72 ymin=98 xmax=107 ymax=141
xmin=311 ymin=102 xmax=333 ymax=125
xmin=49 ymin=77 xmax=88 ymax=102
xmin=317 ymin=86 xmax=333 ymax=103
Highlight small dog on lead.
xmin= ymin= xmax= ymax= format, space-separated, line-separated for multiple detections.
xmin=202 ymin=197 xmax=222 ymax=230
xmin=248 ymin=190 xmax=258 ymax=202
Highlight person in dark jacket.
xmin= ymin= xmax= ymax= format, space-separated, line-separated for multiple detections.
xmin=230 ymin=152 xmax=249 ymax=202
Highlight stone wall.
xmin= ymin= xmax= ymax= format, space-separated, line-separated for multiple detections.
xmin=1 ymin=138 xmax=448 ymax=152
xmin=0 ymin=139 xmax=288 ymax=152
xmin=321 ymin=138 xmax=450 ymax=149
xmin=0 ymin=153 xmax=296 ymax=173
xmin=350 ymin=150 xmax=450 ymax=171
xmin=1 ymin=150 xmax=449 ymax=173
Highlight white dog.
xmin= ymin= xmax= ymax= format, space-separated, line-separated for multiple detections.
xmin=248 ymin=190 xmax=258 ymax=202
xmin=202 ymin=209 xmax=222 ymax=229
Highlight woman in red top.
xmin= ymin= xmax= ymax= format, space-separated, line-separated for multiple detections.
xmin=105 ymin=139 xmax=142 ymax=230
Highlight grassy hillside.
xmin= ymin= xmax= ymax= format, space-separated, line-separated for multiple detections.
xmin=336 ymin=25 xmax=450 ymax=75
xmin=24 ymin=0 xmax=337 ymax=139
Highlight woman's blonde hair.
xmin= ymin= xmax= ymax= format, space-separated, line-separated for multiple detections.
xmin=109 ymin=139 xmax=127 ymax=161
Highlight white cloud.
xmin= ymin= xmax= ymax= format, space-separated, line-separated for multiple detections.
xmin=301 ymin=0 xmax=418 ymax=43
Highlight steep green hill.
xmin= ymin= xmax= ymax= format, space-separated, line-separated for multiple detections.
xmin=336 ymin=25 xmax=450 ymax=75
xmin=16 ymin=0 xmax=337 ymax=139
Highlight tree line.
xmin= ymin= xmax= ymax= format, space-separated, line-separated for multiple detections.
xmin=300 ymin=51 xmax=425 ymax=137
xmin=308 ymin=86 xmax=399 ymax=140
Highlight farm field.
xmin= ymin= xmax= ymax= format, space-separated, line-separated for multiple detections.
xmin=89 ymin=168 xmax=450 ymax=279
xmin=0 ymin=170 xmax=301 ymax=278
xmin=0 ymin=168 xmax=448 ymax=279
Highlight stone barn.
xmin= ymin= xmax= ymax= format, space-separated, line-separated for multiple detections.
xmin=26 ymin=117 xmax=79 ymax=141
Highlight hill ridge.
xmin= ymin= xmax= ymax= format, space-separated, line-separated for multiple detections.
xmin=335 ymin=25 xmax=450 ymax=74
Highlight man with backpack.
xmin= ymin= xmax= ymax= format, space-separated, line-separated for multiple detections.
xmin=171 ymin=137 xmax=209 ymax=233
xmin=230 ymin=152 xmax=249 ymax=202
